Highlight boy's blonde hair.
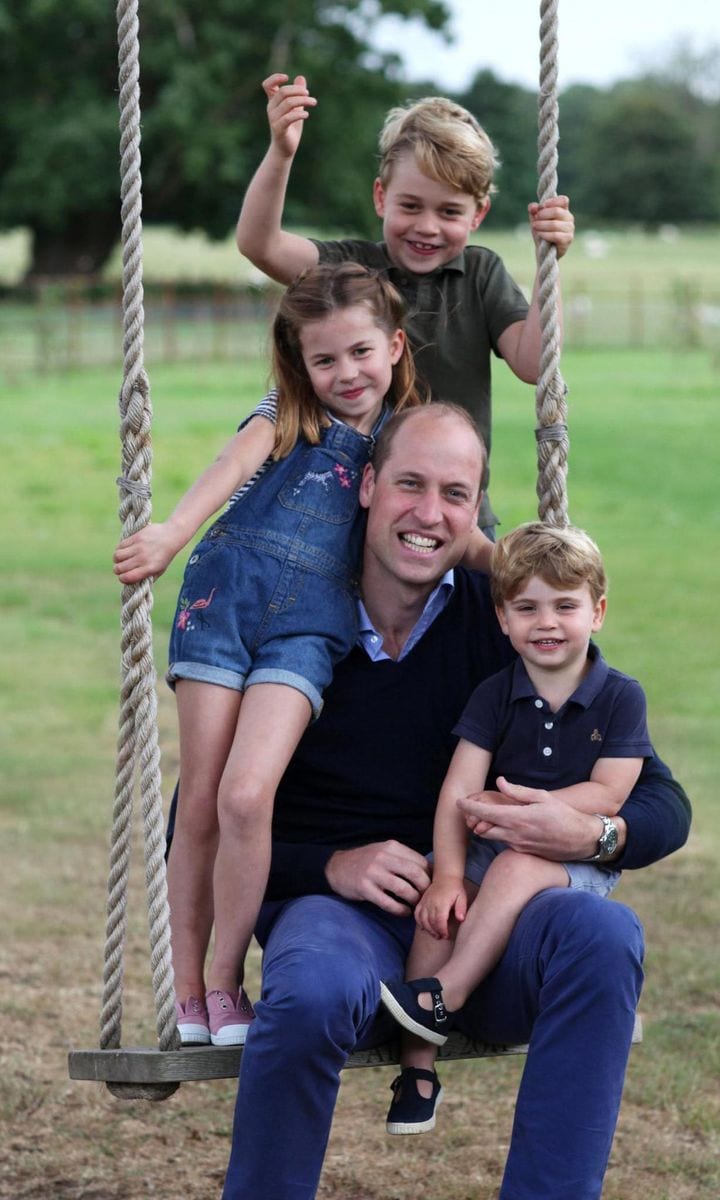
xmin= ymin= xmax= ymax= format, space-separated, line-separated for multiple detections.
xmin=271 ymin=262 xmax=424 ymax=458
xmin=491 ymin=522 xmax=608 ymax=607
xmin=378 ymin=96 xmax=499 ymax=205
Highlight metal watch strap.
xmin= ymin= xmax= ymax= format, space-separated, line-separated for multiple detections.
xmin=586 ymin=814 xmax=619 ymax=862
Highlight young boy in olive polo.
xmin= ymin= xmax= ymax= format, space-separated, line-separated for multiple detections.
xmin=236 ymin=76 xmax=575 ymax=535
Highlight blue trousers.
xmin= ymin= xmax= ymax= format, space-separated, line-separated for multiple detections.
xmin=223 ymin=889 xmax=644 ymax=1200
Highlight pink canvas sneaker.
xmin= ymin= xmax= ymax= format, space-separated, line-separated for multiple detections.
xmin=175 ymin=994 xmax=210 ymax=1045
xmin=206 ymin=988 xmax=256 ymax=1046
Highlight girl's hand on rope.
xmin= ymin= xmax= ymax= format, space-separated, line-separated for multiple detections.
xmin=113 ymin=523 xmax=185 ymax=584
xmin=528 ymin=195 xmax=575 ymax=258
xmin=263 ymin=73 xmax=317 ymax=159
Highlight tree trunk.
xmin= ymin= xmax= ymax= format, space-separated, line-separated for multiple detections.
xmin=25 ymin=210 xmax=120 ymax=283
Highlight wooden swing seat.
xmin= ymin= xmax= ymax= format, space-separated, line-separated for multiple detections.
xmin=68 ymin=1016 xmax=642 ymax=1087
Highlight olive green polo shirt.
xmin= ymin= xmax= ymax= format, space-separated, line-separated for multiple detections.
xmin=313 ymin=239 xmax=530 ymax=528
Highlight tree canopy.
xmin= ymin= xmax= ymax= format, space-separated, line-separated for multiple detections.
xmin=458 ymin=58 xmax=720 ymax=231
xmin=1 ymin=5 xmax=718 ymax=281
xmin=0 ymin=0 xmax=449 ymax=278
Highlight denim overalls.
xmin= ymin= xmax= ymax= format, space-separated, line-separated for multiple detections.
xmin=168 ymin=415 xmax=378 ymax=717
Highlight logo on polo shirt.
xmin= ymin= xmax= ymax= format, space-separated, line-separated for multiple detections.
xmin=591 ymin=729 xmax=603 ymax=742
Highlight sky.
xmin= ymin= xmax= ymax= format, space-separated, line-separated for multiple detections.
xmin=372 ymin=0 xmax=720 ymax=92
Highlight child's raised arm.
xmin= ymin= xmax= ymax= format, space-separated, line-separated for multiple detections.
xmin=236 ymin=74 xmax=320 ymax=284
xmin=113 ymin=412 xmax=276 ymax=584
xmin=461 ymin=525 xmax=494 ymax=574
xmin=497 ymin=194 xmax=575 ymax=383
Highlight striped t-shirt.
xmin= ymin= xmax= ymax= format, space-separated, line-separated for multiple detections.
xmin=227 ymin=391 xmax=278 ymax=509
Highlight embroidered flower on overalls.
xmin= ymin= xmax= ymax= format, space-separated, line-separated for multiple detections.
xmin=291 ymin=463 xmax=357 ymax=495
xmin=176 ymin=586 xmax=217 ymax=631
xmin=333 ymin=463 xmax=353 ymax=489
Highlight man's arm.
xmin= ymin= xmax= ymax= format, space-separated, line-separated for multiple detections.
xmin=236 ymin=73 xmax=320 ymax=283
xmin=458 ymin=751 xmax=691 ymax=869
xmin=461 ymin=525 xmax=494 ymax=573
xmin=614 ymin=752 xmax=691 ymax=869
xmin=497 ymin=195 xmax=574 ymax=382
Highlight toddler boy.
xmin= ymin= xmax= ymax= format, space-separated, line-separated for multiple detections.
xmin=379 ymin=522 xmax=653 ymax=1135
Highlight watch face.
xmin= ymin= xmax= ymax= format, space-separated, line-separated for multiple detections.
xmin=601 ymin=821 xmax=619 ymax=856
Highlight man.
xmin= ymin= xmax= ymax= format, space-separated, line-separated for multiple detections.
xmin=217 ymin=405 xmax=690 ymax=1199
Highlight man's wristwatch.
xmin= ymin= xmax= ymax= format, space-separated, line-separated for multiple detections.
xmin=586 ymin=814 xmax=619 ymax=862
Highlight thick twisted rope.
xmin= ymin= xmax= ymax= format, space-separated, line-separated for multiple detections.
xmin=100 ymin=0 xmax=179 ymax=1093
xmin=535 ymin=0 xmax=569 ymax=526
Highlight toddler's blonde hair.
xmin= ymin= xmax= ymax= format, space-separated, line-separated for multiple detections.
xmin=491 ymin=522 xmax=608 ymax=607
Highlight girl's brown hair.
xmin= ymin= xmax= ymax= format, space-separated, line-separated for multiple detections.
xmin=271 ymin=262 xmax=424 ymax=458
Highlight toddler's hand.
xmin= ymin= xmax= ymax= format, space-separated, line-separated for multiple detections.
xmin=529 ymin=195 xmax=575 ymax=258
xmin=415 ymin=876 xmax=467 ymax=940
xmin=462 ymin=783 xmax=519 ymax=834
xmin=263 ymin=73 xmax=317 ymax=159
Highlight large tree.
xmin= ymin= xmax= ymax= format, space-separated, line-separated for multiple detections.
xmin=454 ymin=70 xmax=538 ymax=226
xmin=574 ymin=80 xmax=717 ymax=227
xmin=0 ymin=0 xmax=448 ymax=280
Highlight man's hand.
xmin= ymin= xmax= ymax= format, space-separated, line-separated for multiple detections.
xmin=528 ymin=195 xmax=575 ymax=259
xmin=458 ymin=776 xmax=625 ymax=861
xmin=324 ymin=841 xmax=431 ymax=915
xmin=415 ymin=876 xmax=468 ymax=940
xmin=263 ymin=73 xmax=317 ymax=160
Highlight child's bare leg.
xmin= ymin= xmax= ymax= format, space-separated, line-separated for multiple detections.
xmin=170 ymin=680 xmax=242 ymax=1003
xmin=207 ymin=683 xmax=312 ymax=994
xmin=399 ymin=926 xmax=455 ymax=1087
xmin=435 ymin=852 xmax=569 ymax=1012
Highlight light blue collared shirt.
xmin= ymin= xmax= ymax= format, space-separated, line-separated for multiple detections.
xmin=357 ymin=569 xmax=455 ymax=662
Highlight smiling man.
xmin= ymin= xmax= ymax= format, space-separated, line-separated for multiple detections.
xmin=220 ymin=406 xmax=691 ymax=1200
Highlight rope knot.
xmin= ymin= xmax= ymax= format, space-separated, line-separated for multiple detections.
xmin=535 ymin=423 xmax=568 ymax=444
xmin=116 ymin=476 xmax=152 ymax=498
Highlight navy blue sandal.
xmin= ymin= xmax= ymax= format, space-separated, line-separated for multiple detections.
xmin=379 ymin=976 xmax=453 ymax=1045
xmin=386 ymin=1067 xmax=443 ymax=1135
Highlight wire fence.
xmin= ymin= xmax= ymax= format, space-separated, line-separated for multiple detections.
xmin=0 ymin=285 xmax=277 ymax=380
xmin=2 ymin=278 xmax=719 ymax=380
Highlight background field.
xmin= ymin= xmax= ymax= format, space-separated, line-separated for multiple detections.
xmin=2 ymin=326 xmax=718 ymax=1197
xmin=2 ymin=224 xmax=720 ymax=379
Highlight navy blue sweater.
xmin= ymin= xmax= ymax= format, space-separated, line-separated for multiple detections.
xmin=268 ymin=570 xmax=691 ymax=898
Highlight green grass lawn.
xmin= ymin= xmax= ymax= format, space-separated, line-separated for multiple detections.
xmin=2 ymin=346 xmax=718 ymax=1198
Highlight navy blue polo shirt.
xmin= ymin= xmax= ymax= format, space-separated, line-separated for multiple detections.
xmin=453 ymin=642 xmax=653 ymax=789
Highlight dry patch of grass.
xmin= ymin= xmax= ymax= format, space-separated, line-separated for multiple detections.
xmin=2 ymin=826 xmax=718 ymax=1200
